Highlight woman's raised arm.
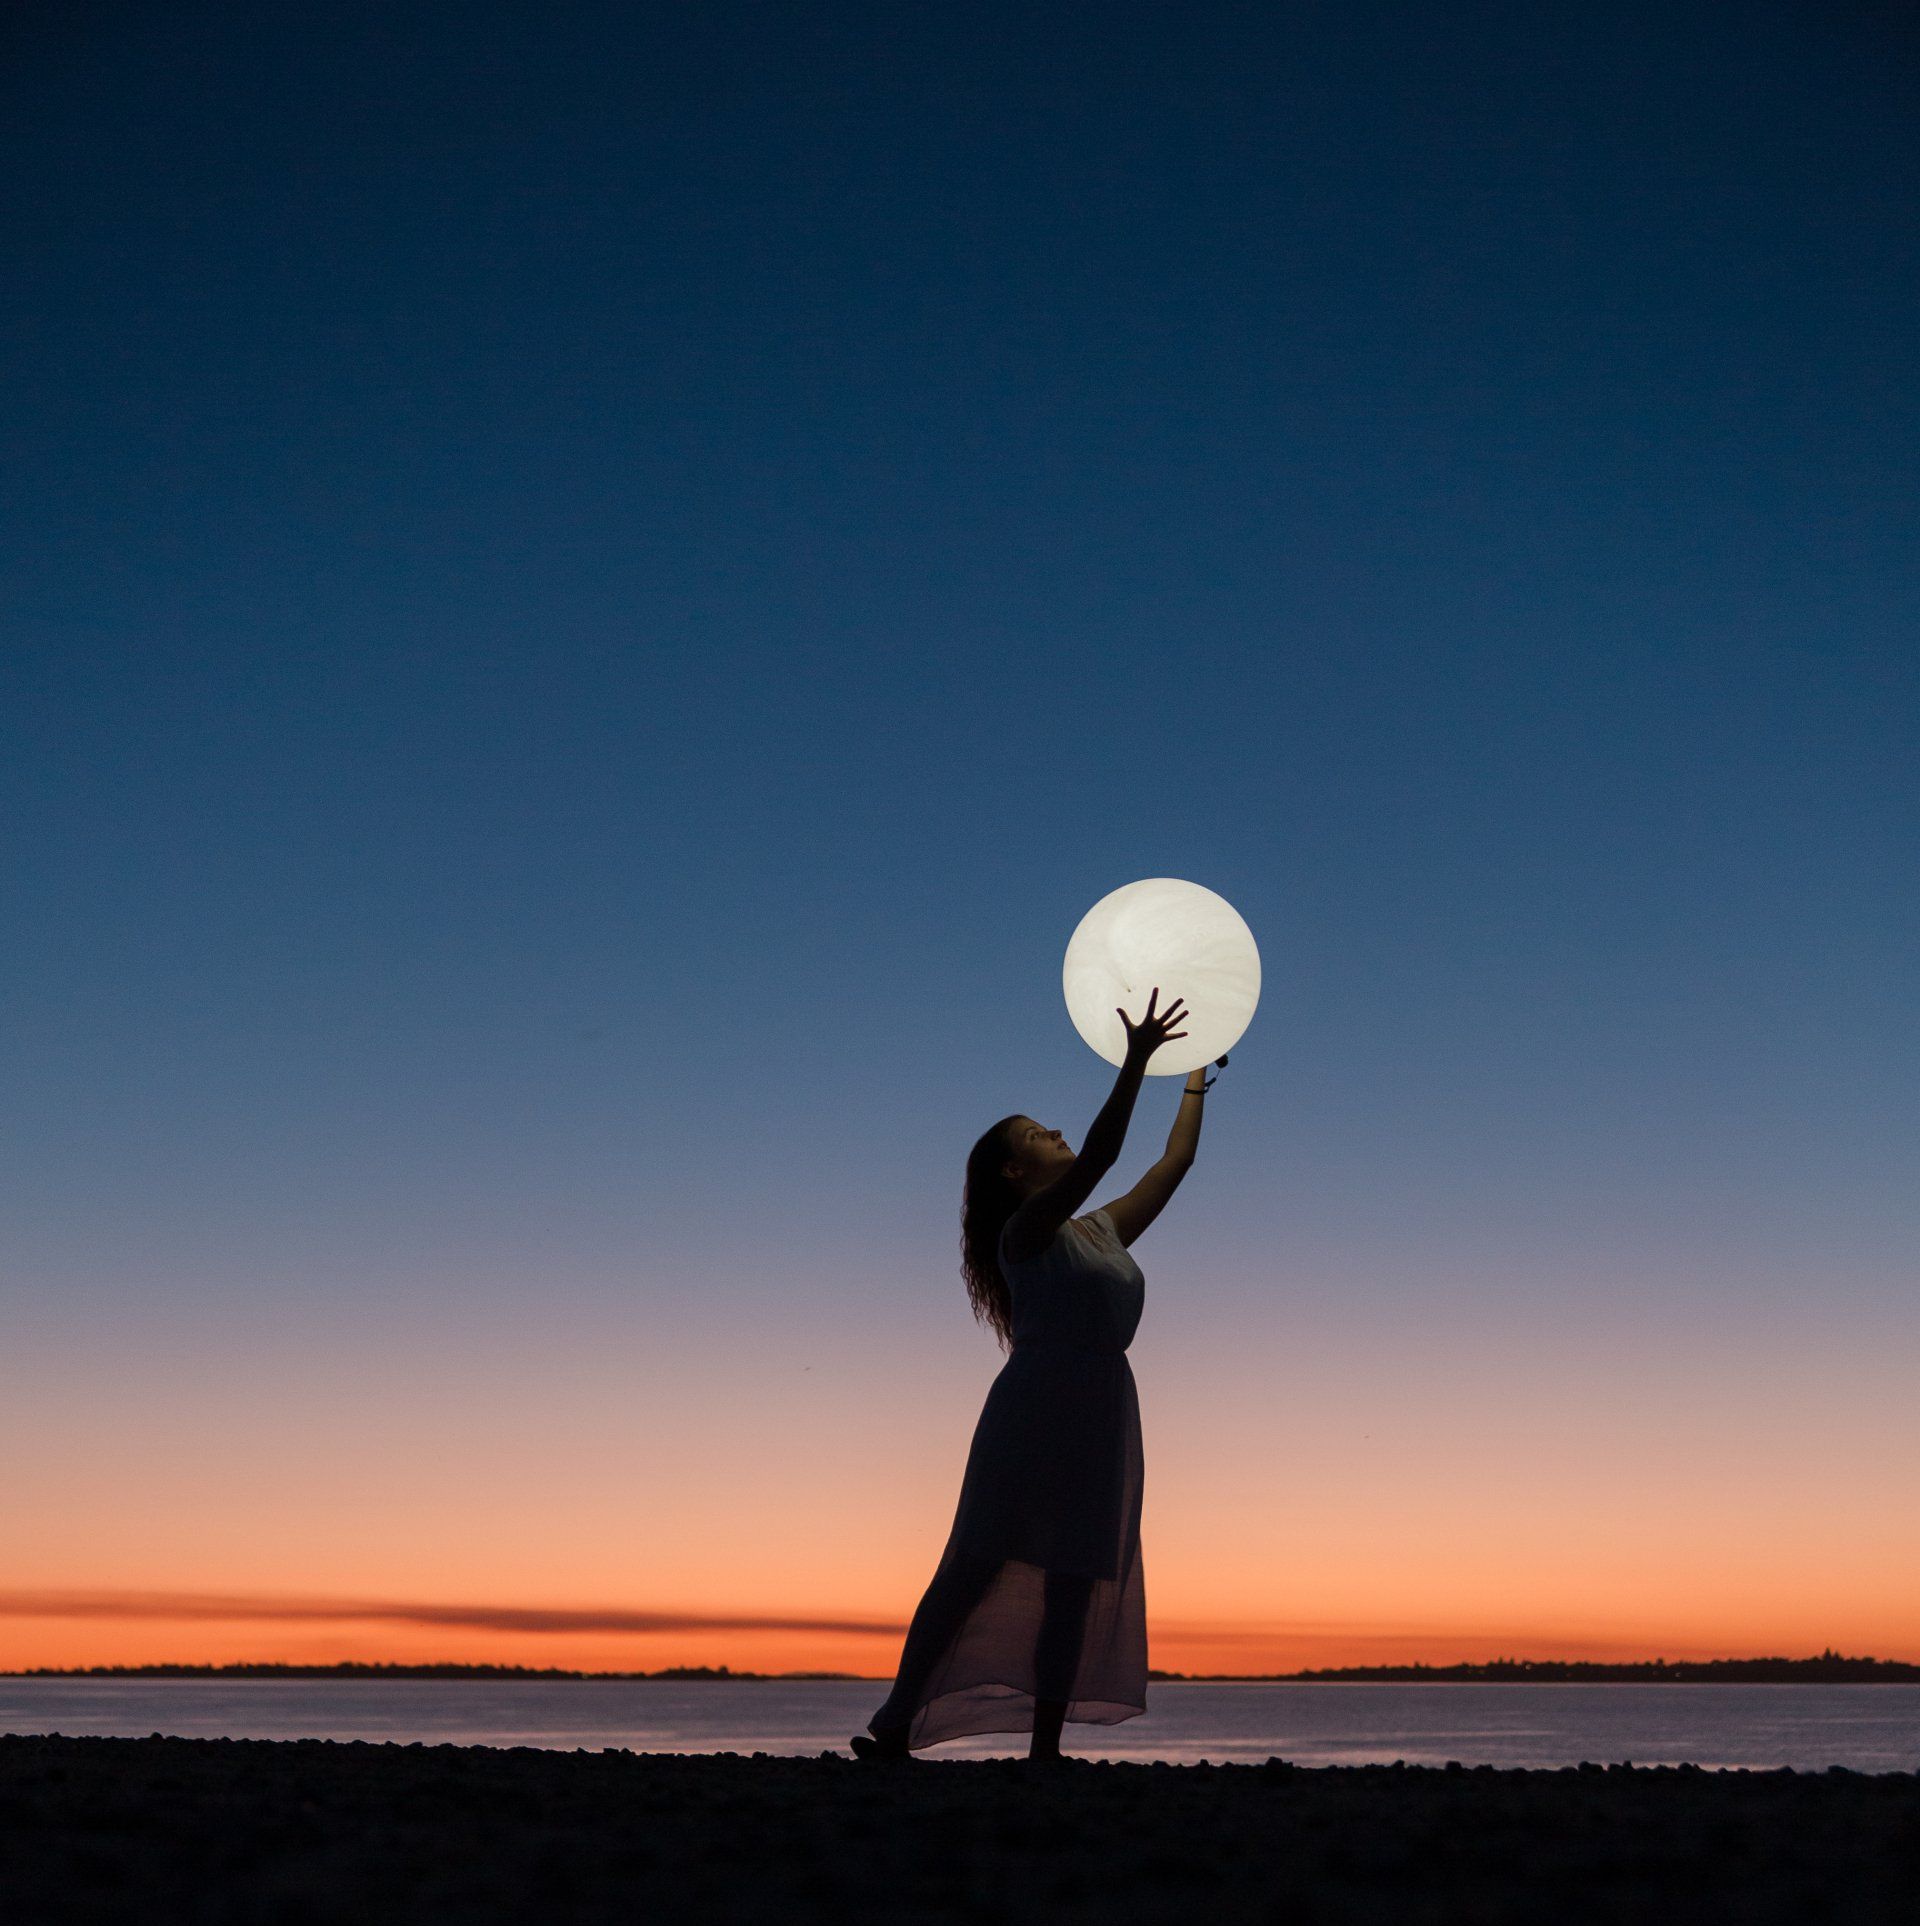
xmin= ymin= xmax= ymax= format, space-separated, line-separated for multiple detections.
xmin=1002 ymin=989 xmax=1188 ymax=1263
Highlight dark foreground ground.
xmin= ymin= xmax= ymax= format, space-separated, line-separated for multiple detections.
xmin=2 ymin=1735 xmax=1915 ymax=1924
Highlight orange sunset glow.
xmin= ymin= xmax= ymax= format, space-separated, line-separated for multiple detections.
xmin=10 ymin=1250 xmax=1915 ymax=1678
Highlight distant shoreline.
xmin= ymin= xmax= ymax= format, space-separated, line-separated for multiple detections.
xmin=9 ymin=1651 xmax=1916 ymax=1683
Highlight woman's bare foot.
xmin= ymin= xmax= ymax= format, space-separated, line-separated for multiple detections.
xmin=850 ymin=1731 xmax=912 ymax=1762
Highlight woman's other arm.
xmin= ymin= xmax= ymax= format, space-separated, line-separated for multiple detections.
xmin=1100 ymin=1056 xmax=1223 ymax=1248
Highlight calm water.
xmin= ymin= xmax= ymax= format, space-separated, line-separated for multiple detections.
xmin=4 ymin=1679 xmax=1915 ymax=1771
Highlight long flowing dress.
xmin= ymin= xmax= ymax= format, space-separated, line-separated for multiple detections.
xmin=872 ymin=1207 xmax=1148 ymax=1749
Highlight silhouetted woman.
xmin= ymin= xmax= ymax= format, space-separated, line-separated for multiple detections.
xmin=851 ymin=988 xmax=1222 ymax=1762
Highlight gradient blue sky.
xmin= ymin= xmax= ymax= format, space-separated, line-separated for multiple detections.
xmin=4 ymin=1 xmax=1915 ymax=1667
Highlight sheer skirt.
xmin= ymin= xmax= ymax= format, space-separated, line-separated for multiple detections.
xmin=868 ymin=1346 xmax=1147 ymax=1749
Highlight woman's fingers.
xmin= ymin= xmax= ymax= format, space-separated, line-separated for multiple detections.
xmin=1120 ymin=989 xmax=1195 ymax=1040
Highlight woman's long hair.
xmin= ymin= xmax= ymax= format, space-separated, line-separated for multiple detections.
xmin=961 ymin=1115 xmax=1024 ymax=1352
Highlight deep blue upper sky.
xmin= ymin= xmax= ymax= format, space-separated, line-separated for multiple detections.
xmin=5 ymin=1 xmax=1914 ymax=1342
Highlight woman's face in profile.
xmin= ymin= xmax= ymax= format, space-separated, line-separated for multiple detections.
xmin=1004 ymin=1117 xmax=1073 ymax=1190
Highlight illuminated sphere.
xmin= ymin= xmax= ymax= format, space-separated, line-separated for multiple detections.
xmin=1062 ymin=878 xmax=1261 ymax=1076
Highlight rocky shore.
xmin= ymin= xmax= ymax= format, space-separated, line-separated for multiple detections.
xmin=3 ymin=1734 xmax=1914 ymax=1922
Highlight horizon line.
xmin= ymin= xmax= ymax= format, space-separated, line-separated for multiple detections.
xmin=9 ymin=1649 xmax=1910 ymax=1680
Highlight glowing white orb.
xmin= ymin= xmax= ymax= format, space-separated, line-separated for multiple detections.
xmin=1062 ymin=878 xmax=1261 ymax=1075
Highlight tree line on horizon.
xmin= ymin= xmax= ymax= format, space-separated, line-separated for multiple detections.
xmin=1149 ymin=1648 xmax=1914 ymax=1683
xmin=11 ymin=1648 xmax=1915 ymax=1683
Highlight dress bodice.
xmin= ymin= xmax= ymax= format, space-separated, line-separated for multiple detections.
xmin=997 ymin=1208 xmax=1145 ymax=1354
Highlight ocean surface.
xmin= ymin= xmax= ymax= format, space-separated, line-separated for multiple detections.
xmin=4 ymin=1679 xmax=1915 ymax=1771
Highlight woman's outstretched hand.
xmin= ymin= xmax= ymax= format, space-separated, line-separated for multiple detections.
xmin=1117 ymin=986 xmax=1189 ymax=1067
